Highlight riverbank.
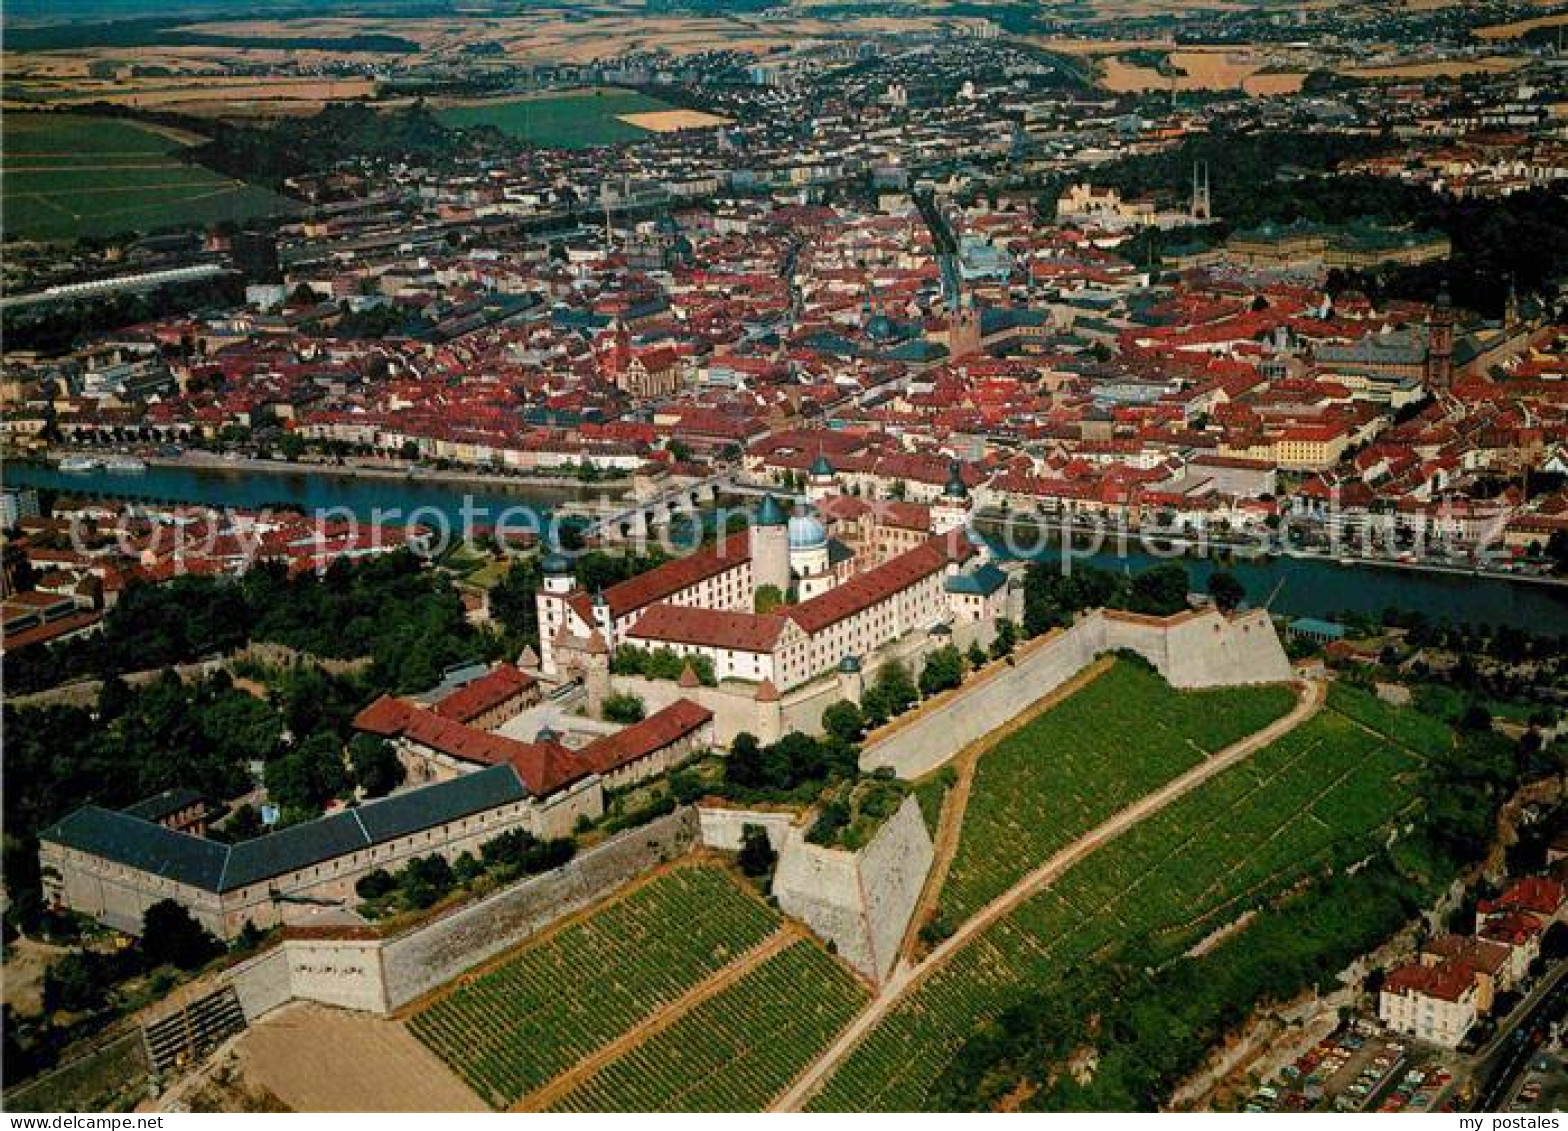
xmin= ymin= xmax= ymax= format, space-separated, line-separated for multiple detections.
xmin=6 ymin=458 xmax=1565 ymax=633
xmin=39 ymin=446 xmax=635 ymax=496
xmin=975 ymin=511 xmax=1567 ymax=591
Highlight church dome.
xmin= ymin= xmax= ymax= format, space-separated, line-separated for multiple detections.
xmin=541 ymin=552 xmax=573 ymax=575
xmin=788 ymin=514 xmax=828 ymax=551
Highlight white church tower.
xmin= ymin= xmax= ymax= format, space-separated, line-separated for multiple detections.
xmin=931 ymin=459 xmax=972 ymax=537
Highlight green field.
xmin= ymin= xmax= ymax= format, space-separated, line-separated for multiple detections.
xmin=408 ymin=864 xmax=779 ymax=1108
xmin=3 ymin=113 xmax=296 ymax=242
xmin=551 ymin=938 xmax=869 ymax=1112
xmin=940 ymin=661 xmax=1298 ymax=922
xmin=809 ymin=692 xmax=1429 ymax=1111
xmin=434 ymin=88 xmax=676 ymax=148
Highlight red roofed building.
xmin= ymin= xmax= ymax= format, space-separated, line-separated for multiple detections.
xmin=1380 ymin=959 xmax=1479 ymax=1047
xmin=351 ymin=696 xmax=600 ymax=837
xmin=577 ymin=698 xmax=714 ymax=790
xmin=429 ymin=663 xmax=540 ymax=728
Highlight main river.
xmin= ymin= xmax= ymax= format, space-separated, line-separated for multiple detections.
xmin=7 ymin=459 xmax=1567 ymax=635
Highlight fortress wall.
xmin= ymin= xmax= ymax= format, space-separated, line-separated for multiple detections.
xmin=696 ymin=805 xmax=799 ymax=852
xmin=855 ymin=795 xmax=935 ymax=983
xmin=1101 ymin=607 xmax=1293 ymax=688
xmin=773 ymin=841 xmax=872 ymax=974
xmin=283 ymin=937 xmax=389 ymax=1015
xmin=225 ymin=948 xmax=294 ymax=1022
xmin=862 ymin=609 xmax=1293 ymax=779
xmin=221 ymin=808 xmax=698 ymax=1018
xmin=380 ymin=806 xmax=697 ymax=1010
xmin=860 ymin=623 xmax=1100 ymax=778
xmin=611 ymin=674 xmax=766 ymax=746
xmin=772 ymin=794 xmax=934 ymax=984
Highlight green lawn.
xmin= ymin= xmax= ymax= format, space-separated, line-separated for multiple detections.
xmin=551 ymin=938 xmax=868 ymax=1112
xmin=434 ymin=88 xmax=675 ymax=148
xmin=810 ymin=696 xmax=1429 ymax=1111
xmin=3 ymin=112 xmax=296 ymax=242
xmin=408 ymin=863 xmax=779 ymax=1108
xmin=939 ymin=661 xmax=1297 ymax=923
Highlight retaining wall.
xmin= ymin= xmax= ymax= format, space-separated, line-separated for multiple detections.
xmin=696 ymin=805 xmax=799 ymax=852
xmin=218 ymin=808 xmax=698 ymax=1018
xmin=861 ymin=607 xmax=1293 ymax=779
xmin=772 ymin=794 xmax=933 ymax=984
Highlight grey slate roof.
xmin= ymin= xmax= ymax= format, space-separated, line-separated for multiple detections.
xmin=946 ymin=563 xmax=1008 ymax=596
xmin=42 ymin=765 xmax=530 ymax=895
xmin=43 ymin=806 xmax=228 ymax=891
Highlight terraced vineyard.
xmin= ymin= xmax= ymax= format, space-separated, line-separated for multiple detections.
xmin=409 ymin=864 xmax=778 ymax=1108
xmin=809 ymin=699 xmax=1429 ymax=1111
xmin=551 ymin=938 xmax=868 ymax=1112
xmin=940 ymin=661 xmax=1298 ymax=921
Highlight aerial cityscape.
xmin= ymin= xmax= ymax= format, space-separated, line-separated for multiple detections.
xmin=3 ymin=0 xmax=1568 ymax=1117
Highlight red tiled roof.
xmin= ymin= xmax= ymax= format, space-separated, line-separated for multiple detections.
xmin=786 ymin=533 xmax=970 ymax=635
xmin=1384 ymin=959 xmax=1475 ymax=1003
xmin=627 ymin=604 xmax=787 ymax=653
xmin=599 ymin=532 xmax=751 ymax=619
xmin=1480 ymin=877 xmax=1565 ymax=918
xmin=1479 ymin=910 xmax=1546 ymax=946
xmin=431 ymin=662 xmax=537 ymax=724
xmin=0 ymin=610 xmax=101 ymax=652
xmin=352 ymin=695 xmax=588 ymax=796
xmin=579 ymin=698 xmax=713 ymax=775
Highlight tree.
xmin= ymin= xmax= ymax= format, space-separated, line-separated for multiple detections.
xmin=991 ymin=618 xmax=1018 ymax=660
xmin=603 ymin=692 xmax=646 ymax=724
xmin=355 ymin=869 xmax=396 ymax=900
xmin=348 ymin=734 xmax=404 ymax=799
xmin=1129 ymin=563 xmax=1190 ymax=616
xmin=43 ymin=952 xmax=115 ymax=1013
xmin=754 ymin=584 xmax=785 ymax=613
xmin=919 ymin=646 xmax=965 ymax=698
xmin=278 ymin=431 xmax=307 ymax=462
xmin=737 ymin=824 xmax=777 ymax=877
xmin=397 ymin=853 xmax=455 ymax=910
xmin=966 ymin=641 xmax=988 ymax=671
xmin=96 ymin=674 xmax=132 ymax=721
xmin=265 ymin=731 xmax=350 ymax=815
xmin=1206 ymin=569 xmax=1245 ymax=613
xmin=142 ymin=900 xmax=222 ymax=971
xmin=489 ymin=557 xmax=542 ymax=649
xmin=821 ymin=700 xmax=865 ymax=746
xmin=872 ymin=660 xmax=917 ymax=717
xmin=1459 ymin=704 xmax=1494 ymax=732
xmin=726 ymin=732 xmax=765 ymax=790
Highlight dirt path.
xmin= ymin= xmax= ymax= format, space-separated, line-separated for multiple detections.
xmin=230 ymin=1001 xmax=486 ymax=1112
xmin=515 ymin=926 xmax=801 ymax=1112
xmin=899 ymin=655 xmax=1116 ymax=965
xmin=774 ymin=679 xmax=1324 ymax=1112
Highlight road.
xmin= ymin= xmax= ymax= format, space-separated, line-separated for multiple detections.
xmin=1472 ymin=961 xmax=1568 ymax=1112
xmin=773 ymin=677 xmax=1325 ymax=1111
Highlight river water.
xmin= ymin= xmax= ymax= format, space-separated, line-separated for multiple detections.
xmin=6 ymin=459 xmax=1567 ymax=635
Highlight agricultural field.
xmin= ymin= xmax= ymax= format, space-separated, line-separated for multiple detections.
xmin=434 ymin=88 xmax=688 ymax=149
xmin=550 ymin=938 xmax=867 ymax=1112
xmin=408 ymin=863 xmax=779 ymax=1109
xmin=939 ymin=660 xmax=1297 ymax=922
xmin=809 ymin=697 xmax=1430 ymax=1111
xmin=3 ymin=112 xmax=295 ymax=242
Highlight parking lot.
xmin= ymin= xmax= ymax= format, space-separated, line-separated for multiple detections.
xmin=1250 ymin=1021 xmax=1460 ymax=1112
